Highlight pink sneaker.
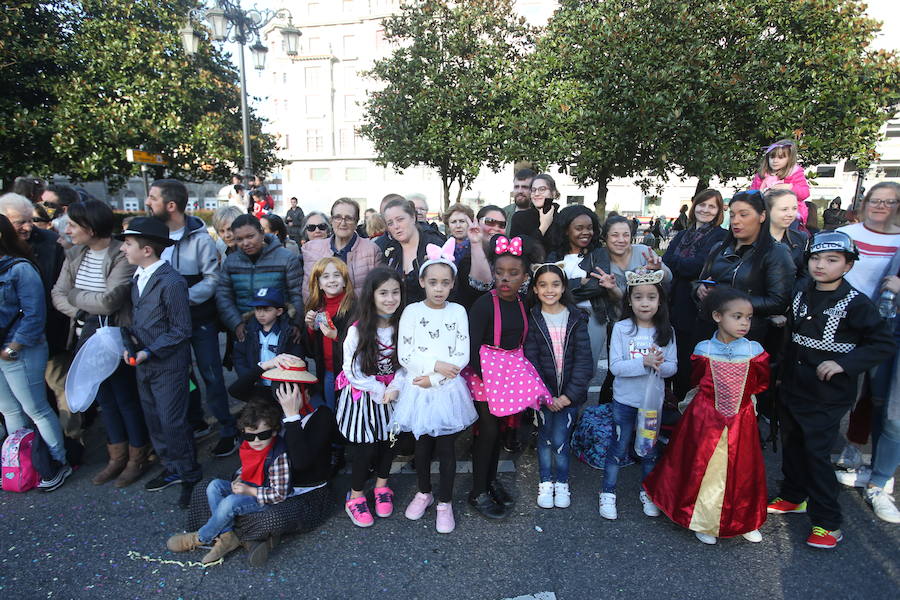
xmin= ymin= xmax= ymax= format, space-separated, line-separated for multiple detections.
xmin=373 ymin=486 xmax=394 ymax=518
xmin=405 ymin=492 xmax=434 ymax=520
xmin=436 ymin=502 xmax=455 ymax=534
xmin=345 ymin=495 xmax=374 ymax=528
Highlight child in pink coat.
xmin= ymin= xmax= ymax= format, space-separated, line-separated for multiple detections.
xmin=750 ymin=139 xmax=811 ymax=226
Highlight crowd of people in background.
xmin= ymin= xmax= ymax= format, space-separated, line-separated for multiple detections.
xmin=1 ymin=138 xmax=898 ymax=565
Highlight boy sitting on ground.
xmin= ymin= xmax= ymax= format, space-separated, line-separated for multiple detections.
xmin=166 ymin=400 xmax=291 ymax=564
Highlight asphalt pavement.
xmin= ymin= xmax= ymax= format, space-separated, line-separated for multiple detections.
xmin=1 ymin=421 xmax=897 ymax=600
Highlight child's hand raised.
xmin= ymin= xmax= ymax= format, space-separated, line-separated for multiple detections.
xmin=383 ymin=389 xmax=399 ymax=404
xmin=304 ymin=310 xmax=317 ymax=330
xmin=275 ymin=382 xmax=302 ymax=417
xmin=434 ymin=360 xmax=460 ymax=379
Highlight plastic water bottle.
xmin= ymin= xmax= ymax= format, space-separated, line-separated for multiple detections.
xmin=877 ymin=290 xmax=897 ymax=320
xmin=634 ymin=408 xmax=660 ymax=457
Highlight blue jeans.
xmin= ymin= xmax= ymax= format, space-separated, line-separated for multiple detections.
xmin=0 ymin=341 xmax=66 ymax=463
xmin=870 ymin=325 xmax=900 ymax=489
xmin=537 ymin=405 xmax=578 ymax=483
xmin=95 ymin=362 xmax=148 ymax=447
xmin=189 ymin=321 xmax=236 ymax=437
xmin=603 ymin=401 xmax=657 ymax=493
xmin=311 ymin=370 xmax=336 ymax=411
xmin=198 ymin=479 xmax=265 ymax=543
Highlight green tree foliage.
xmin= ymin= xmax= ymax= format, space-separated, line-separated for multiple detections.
xmin=359 ymin=0 xmax=532 ymax=209
xmin=514 ymin=0 xmax=899 ymax=215
xmin=0 ymin=1 xmax=67 ymax=184
xmin=1 ymin=0 xmax=278 ymax=189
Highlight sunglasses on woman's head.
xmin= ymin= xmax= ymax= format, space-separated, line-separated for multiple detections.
xmin=306 ymin=223 xmax=328 ymax=232
xmin=241 ymin=429 xmax=274 ymax=442
xmin=482 ymin=217 xmax=506 ymax=228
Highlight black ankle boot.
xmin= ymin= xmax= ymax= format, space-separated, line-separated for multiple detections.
xmin=488 ymin=480 xmax=514 ymax=507
xmin=468 ymin=492 xmax=509 ymax=520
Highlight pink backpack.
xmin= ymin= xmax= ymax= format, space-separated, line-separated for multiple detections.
xmin=2 ymin=428 xmax=40 ymax=492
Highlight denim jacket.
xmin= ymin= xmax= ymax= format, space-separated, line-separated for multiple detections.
xmin=0 ymin=256 xmax=47 ymax=347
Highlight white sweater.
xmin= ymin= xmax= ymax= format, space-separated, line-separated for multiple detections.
xmin=398 ymin=301 xmax=470 ymax=387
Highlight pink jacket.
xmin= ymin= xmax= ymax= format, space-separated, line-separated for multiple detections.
xmin=750 ymin=165 xmax=810 ymax=224
xmin=301 ymin=236 xmax=383 ymax=303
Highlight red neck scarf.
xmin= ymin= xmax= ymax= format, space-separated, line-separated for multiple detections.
xmin=239 ymin=435 xmax=277 ymax=486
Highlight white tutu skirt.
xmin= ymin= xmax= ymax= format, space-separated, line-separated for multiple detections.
xmin=389 ymin=377 xmax=478 ymax=439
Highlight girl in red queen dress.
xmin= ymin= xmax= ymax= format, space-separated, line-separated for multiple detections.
xmin=643 ymin=287 xmax=769 ymax=545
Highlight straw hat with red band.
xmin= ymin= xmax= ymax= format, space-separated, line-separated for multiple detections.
xmin=261 ymin=358 xmax=318 ymax=384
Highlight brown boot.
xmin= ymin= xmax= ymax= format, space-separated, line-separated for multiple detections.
xmin=115 ymin=445 xmax=152 ymax=488
xmin=202 ymin=531 xmax=240 ymax=564
xmin=92 ymin=442 xmax=128 ymax=485
xmin=166 ymin=531 xmax=201 ymax=552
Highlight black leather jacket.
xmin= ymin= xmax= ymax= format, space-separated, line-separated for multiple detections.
xmin=699 ymin=238 xmax=796 ymax=341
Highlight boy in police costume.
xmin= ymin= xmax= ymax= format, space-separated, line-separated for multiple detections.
xmin=767 ymin=231 xmax=895 ymax=549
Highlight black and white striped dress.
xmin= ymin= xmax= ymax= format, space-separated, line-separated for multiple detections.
xmin=335 ymin=325 xmax=406 ymax=444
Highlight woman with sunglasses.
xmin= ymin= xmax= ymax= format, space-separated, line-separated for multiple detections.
xmin=439 ymin=204 xmax=498 ymax=309
xmin=301 ymin=212 xmax=332 ymax=245
xmin=378 ymin=198 xmax=445 ymax=305
xmin=301 ymin=198 xmax=383 ymax=302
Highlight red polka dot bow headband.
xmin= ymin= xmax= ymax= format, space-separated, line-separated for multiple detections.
xmin=494 ymin=235 xmax=523 ymax=256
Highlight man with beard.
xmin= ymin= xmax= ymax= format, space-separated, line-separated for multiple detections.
xmin=502 ymin=168 xmax=536 ymax=235
xmin=145 ymin=180 xmax=237 ymax=457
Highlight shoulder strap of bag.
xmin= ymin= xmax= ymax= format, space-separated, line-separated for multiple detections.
xmin=490 ymin=290 xmax=529 ymax=347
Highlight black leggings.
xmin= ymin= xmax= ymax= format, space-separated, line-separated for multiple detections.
xmin=350 ymin=440 xmax=393 ymax=492
xmin=471 ymin=402 xmax=501 ymax=496
xmin=415 ymin=433 xmax=458 ymax=503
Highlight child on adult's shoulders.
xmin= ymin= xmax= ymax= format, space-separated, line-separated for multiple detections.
xmin=166 ymin=400 xmax=291 ymax=564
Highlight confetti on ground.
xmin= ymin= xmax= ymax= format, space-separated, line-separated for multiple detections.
xmin=125 ymin=551 xmax=222 ymax=569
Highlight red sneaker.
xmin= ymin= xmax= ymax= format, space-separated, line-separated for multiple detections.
xmin=374 ymin=486 xmax=394 ymax=518
xmin=806 ymin=526 xmax=843 ymax=549
xmin=767 ymin=497 xmax=808 ymax=514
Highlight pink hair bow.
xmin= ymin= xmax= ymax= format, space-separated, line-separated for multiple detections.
xmin=425 ymin=238 xmax=456 ymax=262
xmin=494 ymin=235 xmax=523 ymax=256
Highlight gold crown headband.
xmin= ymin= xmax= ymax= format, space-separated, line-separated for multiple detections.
xmin=625 ymin=269 xmax=664 ymax=286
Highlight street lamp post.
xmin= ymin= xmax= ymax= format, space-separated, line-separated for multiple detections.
xmin=179 ymin=1 xmax=301 ymax=180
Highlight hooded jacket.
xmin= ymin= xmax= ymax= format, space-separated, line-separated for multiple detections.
xmin=523 ymin=305 xmax=593 ymax=405
xmin=167 ymin=214 xmax=220 ymax=324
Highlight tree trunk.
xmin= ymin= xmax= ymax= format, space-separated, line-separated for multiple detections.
xmin=440 ymin=170 xmax=451 ymax=210
xmin=454 ymin=178 xmax=463 ymax=207
xmin=594 ymin=174 xmax=610 ymax=221
xmin=694 ymin=177 xmax=710 ymax=196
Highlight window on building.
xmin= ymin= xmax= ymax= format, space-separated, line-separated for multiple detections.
xmin=843 ymin=160 xmax=858 ymax=172
xmin=283 ymin=134 xmax=290 ymax=150
xmin=344 ymin=95 xmax=359 ymax=119
xmin=566 ymin=196 xmax=584 ymax=205
xmin=306 ymin=95 xmax=324 ymax=116
xmin=375 ymin=28 xmax=386 ymax=50
xmin=310 ymin=168 xmax=330 ymax=181
xmin=282 ymin=73 xmax=287 ymax=84
xmin=305 ymin=66 xmax=321 ymax=88
xmin=343 ymin=35 xmax=357 ymax=58
xmin=885 ymin=126 xmax=900 ymax=138
xmin=339 ymin=128 xmax=355 ymax=154
xmin=306 ymin=129 xmax=324 ymax=153
xmin=816 ymin=165 xmax=837 ymax=178
xmin=345 ymin=168 xmax=366 ymax=181
xmin=883 ymin=166 xmax=900 ymax=178
xmin=308 ymin=36 xmax=323 ymax=54
xmin=344 ymin=65 xmax=359 ymax=88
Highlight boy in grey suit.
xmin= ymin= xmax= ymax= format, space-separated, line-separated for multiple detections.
xmin=117 ymin=217 xmax=201 ymax=508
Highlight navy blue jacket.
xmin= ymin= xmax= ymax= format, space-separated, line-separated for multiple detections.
xmin=523 ymin=305 xmax=593 ymax=406
xmin=232 ymin=310 xmax=304 ymax=380
xmin=130 ymin=261 xmax=192 ymax=366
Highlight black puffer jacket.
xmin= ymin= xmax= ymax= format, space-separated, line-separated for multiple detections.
xmin=547 ymin=247 xmax=616 ymax=325
xmin=523 ymin=305 xmax=593 ymax=405
xmin=699 ymin=238 xmax=796 ymax=341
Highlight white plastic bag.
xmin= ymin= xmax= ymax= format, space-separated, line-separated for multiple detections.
xmin=65 ymin=325 xmax=125 ymax=413
xmin=634 ymin=371 xmax=664 ymax=457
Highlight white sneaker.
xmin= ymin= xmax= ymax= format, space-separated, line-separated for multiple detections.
xmin=866 ymin=486 xmax=900 ymax=524
xmin=695 ymin=531 xmax=717 ymax=545
xmin=742 ymin=529 xmax=762 ymax=543
xmin=639 ymin=490 xmax=660 ymax=517
xmin=835 ymin=466 xmax=895 ymax=494
xmin=834 ymin=443 xmax=864 ymax=470
xmin=553 ymin=482 xmax=571 ymax=508
xmin=598 ymin=492 xmax=617 ymax=520
xmin=537 ymin=481 xmax=554 ymax=509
